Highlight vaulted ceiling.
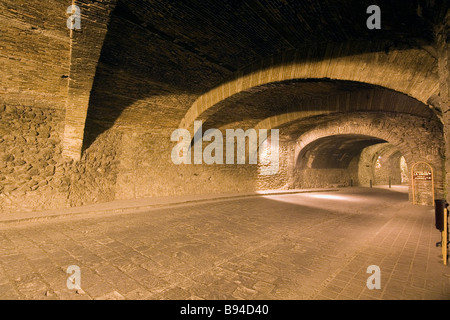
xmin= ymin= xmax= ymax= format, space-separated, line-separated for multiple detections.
xmin=88 ymin=0 xmax=446 ymax=131
xmin=1 ymin=0 xmax=447 ymax=159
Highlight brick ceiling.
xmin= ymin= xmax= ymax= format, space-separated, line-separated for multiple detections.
xmin=297 ymin=134 xmax=386 ymax=169
xmin=86 ymin=0 xmax=446 ymax=134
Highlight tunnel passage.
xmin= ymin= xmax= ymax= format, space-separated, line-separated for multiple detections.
xmin=285 ymin=112 xmax=444 ymax=203
xmin=359 ymin=143 xmax=407 ymax=187
xmin=0 ymin=0 xmax=448 ymax=215
xmin=294 ymin=134 xmax=386 ymax=188
xmin=297 ymin=134 xmax=386 ymax=170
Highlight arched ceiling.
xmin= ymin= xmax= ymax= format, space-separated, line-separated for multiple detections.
xmin=297 ymin=134 xmax=386 ymax=169
xmin=359 ymin=143 xmax=405 ymax=172
xmin=117 ymin=0 xmax=443 ymax=69
xmin=290 ymin=112 xmax=444 ymax=172
xmin=199 ymin=79 xmax=437 ymax=131
xmin=86 ymin=0 xmax=447 ymax=131
xmin=278 ymin=111 xmax=444 ymax=144
xmin=2 ymin=0 xmax=446 ymax=160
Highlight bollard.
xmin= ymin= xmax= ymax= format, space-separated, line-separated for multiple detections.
xmin=370 ymin=180 xmax=372 ymax=188
xmin=389 ymin=177 xmax=391 ymax=188
xmin=444 ymin=208 xmax=448 ymax=266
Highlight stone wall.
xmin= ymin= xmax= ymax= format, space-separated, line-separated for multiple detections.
xmin=256 ymin=141 xmax=293 ymax=191
xmin=0 ymin=104 xmax=123 ymax=213
xmin=113 ymin=129 xmax=293 ymax=200
xmin=293 ymin=156 xmax=359 ymax=189
xmin=0 ymin=104 xmax=66 ymax=213
xmin=0 ymin=104 xmax=444 ymax=214
xmin=374 ymin=154 xmax=402 ymax=186
xmin=358 ymin=143 xmax=404 ymax=187
xmin=0 ymin=106 xmax=298 ymax=214
xmin=114 ymin=130 xmax=240 ymax=199
xmin=67 ymin=129 xmax=122 ymax=207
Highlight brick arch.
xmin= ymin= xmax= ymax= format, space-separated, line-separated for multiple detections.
xmin=358 ymin=143 xmax=406 ymax=187
xmin=179 ymin=43 xmax=439 ymax=130
xmin=254 ymin=111 xmax=330 ymax=132
xmin=294 ymin=113 xmax=442 ymax=166
xmin=292 ymin=112 xmax=444 ymax=200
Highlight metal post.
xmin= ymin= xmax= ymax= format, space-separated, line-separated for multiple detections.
xmin=370 ymin=180 xmax=372 ymax=188
xmin=389 ymin=176 xmax=391 ymax=188
xmin=443 ymin=208 xmax=448 ymax=265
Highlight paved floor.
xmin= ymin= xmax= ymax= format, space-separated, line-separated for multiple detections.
xmin=0 ymin=187 xmax=449 ymax=300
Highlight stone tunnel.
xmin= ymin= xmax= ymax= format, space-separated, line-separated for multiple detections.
xmin=0 ymin=0 xmax=449 ymax=301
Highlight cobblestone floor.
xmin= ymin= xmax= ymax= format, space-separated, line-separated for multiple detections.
xmin=0 ymin=187 xmax=448 ymax=300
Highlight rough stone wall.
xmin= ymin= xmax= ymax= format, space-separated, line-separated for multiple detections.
xmin=0 ymin=105 xmax=66 ymax=213
xmin=0 ymin=103 xmax=294 ymax=215
xmin=437 ymin=13 xmax=450 ymax=202
xmin=358 ymin=143 xmax=403 ymax=187
xmin=0 ymin=104 xmax=122 ymax=214
xmin=114 ymin=129 xmax=263 ymax=200
xmin=0 ymin=0 xmax=120 ymax=213
xmin=374 ymin=154 xmax=402 ymax=186
xmin=256 ymin=141 xmax=293 ymax=190
xmin=293 ymin=156 xmax=359 ymax=189
xmin=110 ymin=128 xmax=297 ymax=199
xmin=67 ymin=129 xmax=122 ymax=207
xmin=358 ymin=145 xmax=377 ymax=187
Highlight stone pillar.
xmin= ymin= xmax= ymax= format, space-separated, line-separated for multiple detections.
xmin=437 ymin=13 xmax=450 ymax=201
xmin=62 ymin=0 xmax=117 ymax=161
xmin=286 ymin=141 xmax=297 ymax=189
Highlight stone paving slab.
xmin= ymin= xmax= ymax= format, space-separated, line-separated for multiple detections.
xmin=312 ymin=197 xmax=450 ymax=300
xmin=0 ymin=187 xmax=448 ymax=300
xmin=0 ymin=188 xmax=338 ymax=226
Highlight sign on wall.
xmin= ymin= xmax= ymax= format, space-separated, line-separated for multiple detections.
xmin=413 ymin=171 xmax=432 ymax=181
xmin=411 ymin=162 xmax=434 ymax=205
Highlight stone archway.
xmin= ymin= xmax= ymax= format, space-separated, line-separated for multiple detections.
xmin=179 ymin=43 xmax=439 ymax=130
xmin=289 ymin=112 xmax=444 ymax=203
